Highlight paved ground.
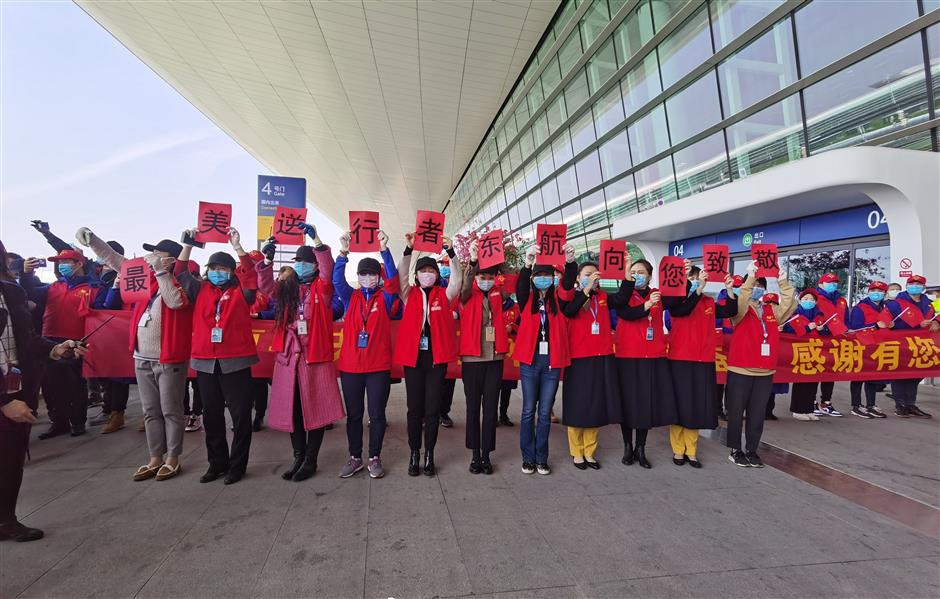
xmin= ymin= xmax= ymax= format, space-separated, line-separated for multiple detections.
xmin=2 ymin=382 xmax=938 ymax=598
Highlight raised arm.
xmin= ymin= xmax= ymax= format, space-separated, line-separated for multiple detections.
xmin=607 ymin=279 xmax=635 ymax=310
xmin=461 ymin=260 xmax=478 ymax=305
xmin=444 ymin=242 xmax=461 ymax=303
xmin=79 ymin=229 xmax=126 ymax=272
xmin=398 ymin=234 xmax=414 ymax=306
xmin=774 ymin=274 xmax=796 ymax=323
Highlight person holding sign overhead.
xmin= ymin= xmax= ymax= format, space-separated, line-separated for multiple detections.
xmin=394 ymin=231 xmax=462 ymax=477
xmin=256 ymin=223 xmax=345 ymax=483
xmin=885 ymin=274 xmax=938 ymax=418
xmin=177 ymin=227 xmax=259 ymax=485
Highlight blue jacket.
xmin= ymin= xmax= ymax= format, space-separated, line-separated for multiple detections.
xmin=849 ymin=297 xmax=886 ymax=329
xmin=886 ymin=292 xmax=934 ymax=330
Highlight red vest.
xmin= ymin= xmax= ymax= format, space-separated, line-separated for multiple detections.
xmin=668 ymin=295 xmax=721 ymax=363
xmin=727 ymin=304 xmax=779 ymax=370
xmin=393 ymin=286 xmax=458 ymax=367
xmin=338 ymin=290 xmax=392 ymax=373
xmin=42 ymin=281 xmax=93 ymax=339
xmin=816 ymin=293 xmax=848 ymax=323
xmin=856 ymin=302 xmax=885 ymax=327
xmin=568 ymin=291 xmax=613 ymax=359
xmin=615 ymin=289 xmax=666 ymax=359
xmin=128 ymin=277 xmax=193 ymax=364
xmin=460 ymin=284 xmax=509 ymax=357
xmin=190 ymin=282 xmax=257 ymax=360
xmin=512 ymin=294 xmax=570 ymax=369
xmin=270 ymin=280 xmax=333 ymax=364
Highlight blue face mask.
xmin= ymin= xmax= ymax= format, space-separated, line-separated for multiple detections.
xmin=633 ymin=274 xmax=647 ymax=288
xmin=293 ymin=261 xmax=315 ymax=280
xmin=689 ymin=280 xmax=701 ymax=293
xmin=57 ymin=263 xmax=75 ymax=279
xmin=868 ymin=291 xmax=885 ymax=303
xmin=553 ymin=275 xmax=560 ymax=287
xmin=751 ymin=287 xmax=765 ymax=301
xmin=821 ymin=282 xmax=838 ymax=293
xmin=800 ymin=299 xmax=817 ymax=311
xmin=439 ymin=266 xmax=451 ymax=279
xmin=906 ymin=284 xmax=925 ymax=296
xmin=533 ymin=276 xmax=553 ymax=290
xmin=579 ymin=276 xmax=591 ymax=289
xmin=207 ymin=270 xmax=231 ymax=286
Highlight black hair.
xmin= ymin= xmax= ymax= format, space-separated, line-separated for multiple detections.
xmin=689 ymin=265 xmax=701 ymax=277
xmin=578 ymin=262 xmax=599 ymax=275
xmin=0 ymin=240 xmax=12 ymax=282
xmin=274 ymin=267 xmax=300 ymax=327
xmin=756 ymin=277 xmax=767 ymax=288
xmin=632 ymin=259 xmax=653 ymax=276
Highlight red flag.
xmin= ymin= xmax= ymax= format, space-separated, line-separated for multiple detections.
xmin=599 ymin=240 xmax=627 ymax=279
xmin=413 ymin=211 xmax=446 ymax=253
xmin=899 ymin=306 xmax=924 ymax=328
xmin=478 ymin=229 xmax=505 ymax=270
xmin=824 ymin=313 xmax=849 ymax=337
xmin=535 ymin=224 xmax=567 ymax=265
xmin=348 ymin=211 xmax=381 ymax=252
xmin=702 ymin=244 xmax=730 ymax=282
xmin=854 ymin=328 xmax=879 ymax=346
xmin=877 ymin=309 xmax=893 ymax=326
xmin=497 ymin=273 xmax=518 ymax=292
xmin=195 ymin=201 xmax=233 ymax=243
xmin=751 ymin=243 xmax=779 ymax=278
xmin=787 ymin=314 xmax=810 ymax=337
xmin=658 ymin=256 xmax=686 ymax=297
xmin=119 ymin=258 xmax=151 ymax=305
xmin=272 ymin=206 xmax=307 ymax=245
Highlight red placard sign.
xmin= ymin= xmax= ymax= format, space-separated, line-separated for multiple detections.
xmin=413 ymin=210 xmax=446 ymax=253
xmin=599 ymin=240 xmax=627 ymax=279
xmin=751 ymin=243 xmax=779 ymax=278
xmin=119 ymin=258 xmax=151 ymax=305
xmin=658 ymin=256 xmax=687 ymax=297
xmin=478 ymin=229 xmax=505 ymax=270
xmin=535 ymin=224 xmax=567 ymax=265
xmin=195 ymin=201 xmax=232 ymax=244
xmin=702 ymin=244 xmax=730 ymax=282
xmin=348 ymin=211 xmax=381 ymax=252
xmin=272 ymin=206 xmax=307 ymax=245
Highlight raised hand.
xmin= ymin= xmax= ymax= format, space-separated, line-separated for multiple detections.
xmin=299 ymin=223 xmax=317 ymax=240
xmin=563 ymin=242 xmax=576 ymax=263
xmin=525 ymin=245 xmax=539 ymax=267
xmin=76 ymin=227 xmax=93 ymax=246
xmin=470 ymin=240 xmax=479 ymax=262
xmin=340 ymin=232 xmax=351 ymax=253
xmin=144 ymin=252 xmax=166 ymax=273
xmin=377 ymin=230 xmax=388 ymax=252
xmin=724 ymin=274 xmax=734 ymax=292
xmin=261 ymin=237 xmax=277 ymax=262
xmin=23 ymin=258 xmax=41 ymax=274
xmin=404 ymin=232 xmax=415 ymax=249
xmin=227 ymin=227 xmax=242 ymax=249
xmin=746 ymin=260 xmax=758 ymax=276
xmin=442 ymin=236 xmax=453 ymax=250
xmin=585 ymin=271 xmax=601 ymax=293
xmin=30 ymin=220 xmax=50 ymax=234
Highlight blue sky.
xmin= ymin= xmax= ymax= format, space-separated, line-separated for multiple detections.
xmin=1 ymin=1 xmax=341 ymax=274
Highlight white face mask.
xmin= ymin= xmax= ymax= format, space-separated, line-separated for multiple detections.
xmin=417 ymin=271 xmax=438 ymax=288
xmin=358 ymin=274 xmax=379 ymax=289
xmin=476 ymin=278 xmax=494 ymax=292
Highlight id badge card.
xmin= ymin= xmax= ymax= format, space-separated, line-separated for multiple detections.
xmin=760 ymin=342 xmax=771 ymax=357
xmin=357 ymin=332 xmax=369 ymax=348
xmin=419 ymin=336 xmax=429 ymax=351
xmin=484 ymin=326 xmax=496 ymax=342
xmin=591 ymin=321 xmax=600 ymax=335
xmin=211 ymin=327 xmax=223 ymax=343
xmin=646 ymin=327 xmax=654 ymax=341
xmin=138 ymin=311 xmax=151 ymax=328
xmin=296 ymin=320 xmax=308 ymax=335
xmin=539 ymin=341 xmax=549 ymax=355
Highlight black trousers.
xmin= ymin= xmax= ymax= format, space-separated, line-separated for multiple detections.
xmin=198 ymin=365 xmax=253 ymax=475
xmin=850 ymin=381 xmax=877 ymax=408
xmin=499 ymin=381 xmax=515 ymax=417
xmin=725 ymin=372 xmax=773 ymax=453
xmin=891 ymin=379 xmax=922 ymax=407
xmin=462 ymin=361 xmax=503 ymax=454
xmin=289 ymin=385 xmax=325 ymax=459
xmin=340 ymin=371 xmax=390 ymax=458
xmin=42 ymin=357 xmax=86 ymax=428
xmin=440 ymin=378 xmax=456 ymax=417
xmin=183 ymin=380 xmax=202 ymax=416
xmin=715 ymin=383 xmax=726 ymax=416
xmin=819 ymin=381 xmax=835 ymax=404
xmin=403 ymin=350 xmax=446 ymax=452
xmin=251 ymin=378 xmax=269 ymax=415
xmin=102 ymin=380 xmax=130 ymax=413
xmin=0 ymin=421 xmax=30 ymax=524
xmin=789 ymin=382 xmax=818 ymax=414
xmin=620 ymin=425 xmax=648 ymax=447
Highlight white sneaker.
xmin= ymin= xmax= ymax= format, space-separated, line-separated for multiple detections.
xmin=808 ymin=414 xmax=820 ymax=421
xmin=792 ymin=413 xmax=812 ymax=421
xmin=185 ymin=415 xmax=202 ymax=432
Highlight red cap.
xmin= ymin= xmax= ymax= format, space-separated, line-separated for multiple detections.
xmin=762 ymin=293 xmax=780 ymax=305
xmin=819 ymin=273 xmax=840 ymax=284
xmin=799 ymin=288 xmax=819 ymax=300
xmin=48 ymin=249 xmax=84 ymax=263
xmin=731 ymin=275 xmax=744 ymax=288
xmin=907 ymin=274 xmax=927 ymax=285
xmin=868 ymin=281 xmax=888 ymax=291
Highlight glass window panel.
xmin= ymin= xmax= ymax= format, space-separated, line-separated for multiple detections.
xmin=575 ymin=150 xmax=604 ymax=192
xmin=673 ymin=132 xmax=730 ymax=199
xmin=552 ymin=128 xmax=575 ymax=165
xmin=570 ymin=109 xmax=597 ymax=154
xmin=579 ymin=189 xmax=610 ymax=232
xmin=541 ymin=55 xmax=563 ymax=95
xmin=515 ymin=100 xmax=530 ymax=130
xmin=555 ymin=0 xmax=579 ymax=36
xmin=516 ymin=197 xmax=532 ymax=224
xmin=609 ymin=0 xmax=628 ymax=14
xmin=880 ymin=129 xmax=934 ymax=151
xmin=651 ymin=0 xmax=689 ymax=31
xmin=541 ymin=177 xmax=561 ymax=212
xmin=527 ymin=189 xmax=545 ymax=222
xmin=621 ymin=53 xmax=662 ymax=116
xmin=657 ymin=5 xmax=712 ymax=89
xmin=537 ymin=147 xmax=555 ymax=179
xmin=559 ymin=29 xmax=584 ymax=76
xmin=565 ymin=69 xmax=591 ymax=113
xmin=605 ymin=175 xmax=638 ymax=221
xmin=556 ymin=165 xmax=580 ymax=203
xmin=536 ymin=29 xmax=556 ymax=65
xmin=726 ymin=95 xmax=804 ymax=179
xmin=533 ymin=112 xmax=550 ymax=147
xmin=528 ymin=80 xmax=545 ymax=115
xmin=795 ymin=1 xmax=919 ymax=76
xmin=581 ymin=0 xmax=611 ymax=47
xmin=546 ymin=94 xmax=568 ymax=132
xmin=524 ymin=160 xmax=540 ymax=190
xmin=562 ymin=199 xmax=584 ymax=226
xmin=803 ymin=35 xmax=928 ymax=154
xmin=710 ymin=0 xmax=784 ymax=51
xmin=593 ymin=83 xmax=626 ymax=137
xmin=614 ymin=1 xmax=655 ymax=64
xmin=519 ymin=127 xmax=536 ymax=160
xmin=928 ymin=24 xmax=939 ymax=113
xmin=598 ymin=129 xmax=631 ymax=180
xmin=635 ymin=156 xmax=677 ymax=211
xmin=587 ymin=37 xmax=619 ymax=94
xmin=718 ymin=18 xmax=797 ymax=117
xmin=513 ymin=173 xmax=527 ymax=200
xmin=545 ymin=209 xmax=565 ymax=226
xmin=665 ymin=71 xmax=722 ymax=144
xmin=505 ymin=112 xmax=518 ymax=141
xmin=496 ymin=127 xmax=507 ymax=154
xmin=627 ymin=104 xmax=670 ymax=164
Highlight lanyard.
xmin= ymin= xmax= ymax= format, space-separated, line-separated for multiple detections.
xmin=588 ymin=294 xmax=598 ymax=323
xmin=539 ymin=299 xmax=547 ymax=341
xmin=753 ymin=305 xmax=768 ymax=341
xmin=360 ymin=291 xmax=379 ymax=331
xmin=298 ymin=287 xmax=311 ymax=321
xmin=214 ymin=290 xmax=230 ymax=326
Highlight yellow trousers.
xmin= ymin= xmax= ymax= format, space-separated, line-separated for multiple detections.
xmin=567 ymin=426 xmax=599 ymax=458
xmin=669 ymin=425 xmax=699 ymax=458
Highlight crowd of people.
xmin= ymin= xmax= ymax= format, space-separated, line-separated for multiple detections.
xmin=1 ymin=219 xmax=938 ymax=544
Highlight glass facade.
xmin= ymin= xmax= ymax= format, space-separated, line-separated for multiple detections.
xmin=445 ymin=0 xmax=939 ymax=259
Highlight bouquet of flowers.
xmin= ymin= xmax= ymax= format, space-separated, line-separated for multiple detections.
xmin=453 ymin=226 xmax=528 ymax=271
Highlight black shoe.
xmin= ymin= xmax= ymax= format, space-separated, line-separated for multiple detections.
xmin=69 ymin=424 xmax=86 ymax=437
xmin=635 ymin=445 xmax=651 ymax=469
xmin=200 ymin=467 xmax=228 ymax=483
xmin=584 ymin=458 xmax=600 ymax=470
xmin=498 ymin=415 xmax=514 ymax=427
xmin=282 ymin=451 xmax=305 ymax=480
xmin=672 ymin=455 xmax=686 ymax=466
xmin=895 ymin=405 xmax=912 ymax=418
xmin=481 ymin=459 xmax=494 ymax=475
xmin=223 ymin=471 xmax=244 ymax=485
xmin=0 ymin=521 xmax=44 ymax=542
xmin=440 ymin=415 xmax=453 ymax=428
xmin=38 ymin=423 xmax=70 ymax=440
xmin=765 ymin=413 xmax=778 ymax=421
xmin=728 ymin=450 xmax=749 ymax=467
xmin=621 ymin=443 xmax=634 ymax=466
xmin=687 ymin=456 xmax=702 ymax=469
xmin=292 ymin=459 xmax=317 ymax=482
xmin=469 ymin=457 xmax=482 ymax=474
xmin=408 ymin=450 xmax=421 ymax=476
xmin=745 ymin=452 xmax=764 ymax=468
xmin=908 ymin=405 xmax=932 ymax=419
xmin=252 ymin=413 xmax=264 ymax=432
xmin=423 ymin=450 xmax=436 ymax=476
xmin=885 ymin=393 xmax=895 ymax=400
xmin=573 ymin=459 xmax=588 ymax=470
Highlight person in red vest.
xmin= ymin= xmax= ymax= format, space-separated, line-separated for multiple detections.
xmin=813 ymin=273 xmax=849 ymax=417
xmin=457 ymin=240 xmax=509 ymax=475
xmin=256 ymin=225 xmax=345 ymax=483
xmin=394 ymin=233 xmax=462 ymax=476
xmin=559 ymin=258 xmax=632 ymax=471
xmin=512 ymin=244 xmax=576 ymax=476
xmin=714 ymin=275 xmax=743 ymax=422
xmin=77 ymin=228 xmax=194 ymax=481
xmin=20 ymin=248 xmax=100 ymax=439
xmin=886 ymin=274 xmax=938 ymax=418
xmin=784 ymin=288 xmax=829 ymax=421
xmin=663 ymin=263 xmax=738 ymax=468
xmin=725 ymin=261 xmax=795 ymax=467
xmin=847 ymin=281 xmax=891 ymax=419
xmin=176 ymin=227 xmax=258 ymax=485
xmin=613 ymin=258 xmax=675 ymax=470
